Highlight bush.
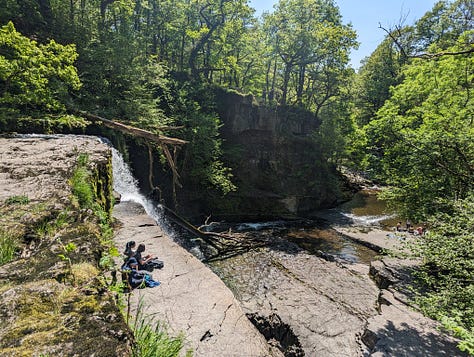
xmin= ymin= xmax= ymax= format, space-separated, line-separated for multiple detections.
xmin=414 ymin=195 xmax=474 ymax=354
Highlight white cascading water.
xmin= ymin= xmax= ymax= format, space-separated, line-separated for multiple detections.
xmin=340 ymin=212 xmax=397 ymax=226
xmin=111 ymin=147 xmax=163 ymax=222
xmin=111 ymin=146 xmax=204 ymax=259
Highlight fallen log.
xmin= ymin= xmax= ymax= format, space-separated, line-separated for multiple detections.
xmin=69 ymin=108 xmax=187 ymax=193
xmin=69 ymin=109 xmax=188 ymax=146
xmin=159 ymin=205 xmax=224 ymax=250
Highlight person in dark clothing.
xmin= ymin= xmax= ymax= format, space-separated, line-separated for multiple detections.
xmin=135 ymin=243 xmax=154 ymax=269
xmin=122 ymin=257 xmax=160 ymax=289
xmin=123 ymin=241 xmax=136 ymax=260
xmin=134 ymin=243 xmax=164 ymax=271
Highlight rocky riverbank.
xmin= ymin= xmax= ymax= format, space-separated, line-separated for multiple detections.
xmin=0 ymin=136 xmax=466 ymax=356
xmin=0 ymin=136 xmax=132 ymax=356
xmin=113 ymin=201 xmax=278 ymax=356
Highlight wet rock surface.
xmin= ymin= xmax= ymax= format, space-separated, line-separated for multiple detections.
xmin=204 ymin=224 xmax=466 ymax=356
xmin=210 ymin=241 xmax=379 ymax=356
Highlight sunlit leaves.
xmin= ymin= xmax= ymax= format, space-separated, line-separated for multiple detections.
xmin=368 ymin=36 xmax=474 ymax=219
xmin=263 ymin=0 xmax=357 ymax=108
xmin=0 ymin=22 xmax=81 ymax=112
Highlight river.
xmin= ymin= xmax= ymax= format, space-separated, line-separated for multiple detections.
xmin=112 ymin=143 xmax=394 ymax=266
xmin=111 ymin=144 xmax=466 ymax=357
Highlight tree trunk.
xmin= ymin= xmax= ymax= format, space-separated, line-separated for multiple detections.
xmin=38 ymin=0 xmax=53 ymax=32
xmin=296 ymin=64 xmax=306 ymax=105
xmin=281 ymin=63 xmax=292 ymax=105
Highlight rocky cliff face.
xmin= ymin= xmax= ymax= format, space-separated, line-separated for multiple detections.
xmin=104 ymin=89 xmax=349 ymax=222
xmin=212 ymin=89 xmax=346 ymax=219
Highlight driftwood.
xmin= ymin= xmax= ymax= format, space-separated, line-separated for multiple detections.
xmin=70 ymin=109 xmax=187 ymax=146
xmin=160 ymin=205 xmax=236 ymax=249
xmin=160 ymin=205 xmax=273 ymax=262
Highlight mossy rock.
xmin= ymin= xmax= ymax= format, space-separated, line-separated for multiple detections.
xmin=0 ymin=280 xmax=132 ymax=356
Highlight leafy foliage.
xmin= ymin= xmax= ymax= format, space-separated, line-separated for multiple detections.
xmin=366 ymin=36 xmax=474 ymax=221
xmin=262 ymin=0 xmax=357 ymax=109
xmin=0 ymin=21 xmax=81 ymax=113
xmin=70 ymin=154 xmax=94 ymax=209
xmin=354 ymin=4 xmax=474 ymax=351
xmin=352 ymin=38 xmax=405 ymax=128
xmin=173 ymin=83 xmax=236 ymax=195
xmin=413 ymin=196 xmax=474 ymax=354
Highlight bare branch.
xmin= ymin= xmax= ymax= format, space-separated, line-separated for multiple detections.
xmin=379 ymin=23 xmax=474 ymax=59
xmin=378 ymin=23 xmax=408 ymax=59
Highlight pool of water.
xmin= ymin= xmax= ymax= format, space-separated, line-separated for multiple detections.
xmin=338 ymin=189 xmax=399 ymax=228
xmin=285 ymin=227 xmax=378 ymax=264
xmin=279 ymin=189 xmax=396 ymax=264
xmin=313 ymin=189 xmax=399 ymax=229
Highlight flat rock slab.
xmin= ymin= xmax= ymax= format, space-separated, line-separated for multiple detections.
xmin=365 ymin=289 xmax=468 ymax=356
xmin=334 ymin=227 xmax=412 ymax=253
xmin=113 ymin=201 xmax=277 ymax=357
xmin=211 ymin=247 xmax=379 ymax=356
xmin=0 ymin=135 xmax=109 ymax=203
xmin=210 ymin=234 xmax=466 ymax=356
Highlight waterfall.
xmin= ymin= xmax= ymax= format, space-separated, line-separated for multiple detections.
xmin=111 ymin=147 xmax=163 ymax=223
xmin=111 ymin=146 xmax=204 ymax=259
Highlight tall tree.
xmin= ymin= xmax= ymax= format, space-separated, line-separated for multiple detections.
xmin=352 ymin=38 xmax=404 ymax=127
xmin=366 ymin=34 xmax=474 ymax=220
xmin=263 ymin=0 xmax=357 ymax=109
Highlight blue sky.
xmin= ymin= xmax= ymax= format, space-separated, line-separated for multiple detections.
xmin=249 ymin=0 xmax=439 ymax=69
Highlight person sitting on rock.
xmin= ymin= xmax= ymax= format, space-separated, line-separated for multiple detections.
xmin=123 ymin=240 xmax=136 ymax=260
xmin=396 ymin=221 xmax=402 ymax=232
xmin=121 ymin=257 xmax=145 ymax=289
xmin=415 ymin=226 xmax=424 ymax=236
xmin=122 ymin=257 xmax=160 ymax=289
xmin=134 ymin=243 xmax=164 ymax=271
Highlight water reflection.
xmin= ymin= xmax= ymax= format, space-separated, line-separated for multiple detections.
xmin=286 ymin=227 xmax=377 ymax=264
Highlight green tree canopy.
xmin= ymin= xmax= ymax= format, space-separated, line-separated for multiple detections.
xmin=263 ymin=0 xmax=357 ymax=110
xmin=0 ymin=21 xmax=81 ymax=113
xmin=367 ymin=32 xmax=474 ymax=220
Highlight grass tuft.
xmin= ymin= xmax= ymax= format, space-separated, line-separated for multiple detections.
xmin=0 ymin=229 xmax=18 ymax=264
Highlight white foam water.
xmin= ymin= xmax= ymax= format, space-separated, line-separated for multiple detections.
xmin=340 ymin=212 xmax=397 ymax=226
xmin=111 ymin=147 xmax=163 ymax=222
xmin=235 ymin=221 xmax=286 ymax=231
xmin=110 ymin=146 xmax=204 ymax=260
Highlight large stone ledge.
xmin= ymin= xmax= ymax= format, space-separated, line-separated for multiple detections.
xmin=113 ymin=201 xmax=279 ymax=356
xmin=0 ymin=136 xmax=132 ymax=356
xmin=0 ymin=135 xmax=110 ymax=204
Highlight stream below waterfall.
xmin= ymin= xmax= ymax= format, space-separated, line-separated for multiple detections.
xmin=112 ymin=144 xmax=394 ymax=266
xmin=110 ymin=140 xmax=410 ymax=355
